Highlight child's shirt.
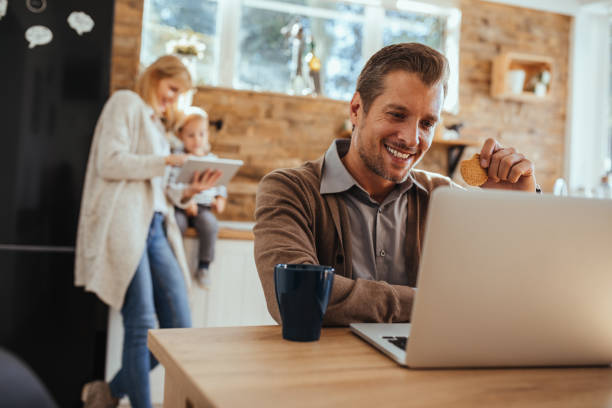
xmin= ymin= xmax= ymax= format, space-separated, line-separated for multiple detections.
xmin=166 ymin=150 xmax=228 ymax=208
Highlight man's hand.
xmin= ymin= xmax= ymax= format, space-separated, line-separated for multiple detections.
xmin=479 ymin=138 xmax=536 ymax=192
xmin=185 ymin=202 xmax=198 ymax=217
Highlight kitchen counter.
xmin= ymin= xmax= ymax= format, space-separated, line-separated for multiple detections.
xmin=184 ymin=221 xmax=255 ymax=241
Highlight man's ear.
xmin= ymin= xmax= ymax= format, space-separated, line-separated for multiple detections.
xmin=349 ymin=92 xmax=362 ymax=128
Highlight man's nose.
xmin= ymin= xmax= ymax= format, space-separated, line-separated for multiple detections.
xmin=397 ymin=121 xmax=419 ymax=147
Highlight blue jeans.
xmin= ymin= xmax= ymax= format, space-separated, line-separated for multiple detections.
xmin=109 ymin=213 xmax=191 ymax=408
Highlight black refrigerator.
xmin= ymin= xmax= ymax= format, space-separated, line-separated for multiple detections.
xmin=0 ymin=1 xmax=115 ymax=407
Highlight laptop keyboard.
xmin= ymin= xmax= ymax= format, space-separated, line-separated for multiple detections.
xmin=382 ymin=336 xmax=408 ymax=350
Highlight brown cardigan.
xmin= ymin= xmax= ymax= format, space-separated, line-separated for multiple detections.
xmin=253 ymin=155 xmax=456 ymax=326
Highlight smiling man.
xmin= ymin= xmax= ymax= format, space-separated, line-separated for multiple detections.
xmin=253 ymin=43 xmax=537 ymax=325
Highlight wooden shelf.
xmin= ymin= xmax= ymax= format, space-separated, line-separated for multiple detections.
xmin=493 ymin=92 xmax=552 ymax=104
xmin=491 ymin=52 xmax=554 ymax=102
xmin=433 ymin=139 xmax=480 ymax=147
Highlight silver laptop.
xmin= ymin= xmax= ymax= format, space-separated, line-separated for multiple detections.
xmin=351 ymin=188 xmax=612 ymax=368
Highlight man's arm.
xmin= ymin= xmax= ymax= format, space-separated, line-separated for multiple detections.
xmin=254 ymin=170 xmax=415 ymax=325
xmin=324 ymin=276 xmax=415 ymax=324
xmin=253 ymin=171 xmax=319 ymax=323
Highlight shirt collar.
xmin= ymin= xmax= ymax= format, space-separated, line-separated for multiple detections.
xmin=320 ymin=139 xmax=415 ymax=196
xmin=320 ymin=139 xmax=359 ymax=195
xmin=143 ymin=104 xmax=167 ymax=133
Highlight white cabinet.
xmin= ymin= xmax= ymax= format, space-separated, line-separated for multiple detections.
xmin=186 ymin=237 xmax=277 ymax=328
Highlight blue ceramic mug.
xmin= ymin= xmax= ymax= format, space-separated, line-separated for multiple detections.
xmin=274 ymin=264 xmax=335 ymax=342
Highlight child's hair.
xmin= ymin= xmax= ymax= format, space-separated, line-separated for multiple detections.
xmin=176 ymin=106 xmax=209 ymax=134
xmin=176 ymin=106 xmax=211 ymax=152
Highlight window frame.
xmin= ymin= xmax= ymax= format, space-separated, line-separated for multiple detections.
xmin=144 ymin=0 xmax=461 ymax=113
xmin=608 ymin=17 xmax=612 ymax=173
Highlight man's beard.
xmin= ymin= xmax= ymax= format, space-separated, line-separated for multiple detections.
xmin=356 ymin=129 xmax=413 ymax=184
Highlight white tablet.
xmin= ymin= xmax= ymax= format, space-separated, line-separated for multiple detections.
xmin=176 ymin=156 xmax=244 ymax=186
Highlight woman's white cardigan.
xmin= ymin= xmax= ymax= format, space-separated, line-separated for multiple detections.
xmin=75 ymin=90 xmax=190 ymax=310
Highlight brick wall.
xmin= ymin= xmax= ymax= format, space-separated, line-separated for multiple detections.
xmin=192 ymin=87 xmax=350 ymax=220
xmin=110 ymin=0 xmax=144 ymax=92
xmin=456 ymin=0 xmax=570 ymax=192
xmin=111 ymin=0 xmax=571 ymax=221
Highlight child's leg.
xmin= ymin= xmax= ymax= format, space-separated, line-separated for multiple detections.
xmin=194 ymin=205 xmax=219 ymax=265
xmin=174 ymin=208 xmax=189 ymax=235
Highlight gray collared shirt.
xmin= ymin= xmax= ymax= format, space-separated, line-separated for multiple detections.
xmin=320 ymin=139 xmax=415 ymax=285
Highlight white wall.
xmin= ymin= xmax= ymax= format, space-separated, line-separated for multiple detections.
xmin=565 ymin=10 xmax=610 ymax=192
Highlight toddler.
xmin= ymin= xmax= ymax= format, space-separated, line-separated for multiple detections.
xmin=167 ymin=107 xmax=227 ymax=288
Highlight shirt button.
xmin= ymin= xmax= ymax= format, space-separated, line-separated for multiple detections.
xmin=380 ymin=250 xmax=386 ymax=257
xmin=378 ymin=207 xmax=383 ymax=213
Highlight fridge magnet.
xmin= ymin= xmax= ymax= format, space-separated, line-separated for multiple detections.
xmin=0 ymin=0 xmax=7 ymax=20
xmin=25 ymin=25 xmax=52 ymax=48
xmin=25 ymin=0 xmax=46 ymax=13
xmin=67 ymin=11 xmax=94 ymax=35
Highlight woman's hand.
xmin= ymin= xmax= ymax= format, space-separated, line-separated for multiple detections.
xmin=181 ymin=169 xmax=222 ymax=202
xmin=165 ymin=154 xmax=189 ymax=167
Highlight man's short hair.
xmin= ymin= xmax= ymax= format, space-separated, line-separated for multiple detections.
xmin=356 ymin=42 xmax=450 ymax=113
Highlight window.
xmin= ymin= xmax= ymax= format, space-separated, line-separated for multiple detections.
xmin=383 ymin=9 xmax=444 ymax=50
xmin=140 ymin=0 xmax=461 ymax=112
xmin=237 ymin=1 xmax=364 ymax=100
xmin=141 ymin=0 xmax=218 ymax=86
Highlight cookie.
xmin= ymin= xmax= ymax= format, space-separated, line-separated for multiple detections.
xmin=460 ymin=153 xmax=488 ymax=186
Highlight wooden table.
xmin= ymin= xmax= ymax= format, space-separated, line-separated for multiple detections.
xmin=148 ymin=326 xmax=612 ymax=407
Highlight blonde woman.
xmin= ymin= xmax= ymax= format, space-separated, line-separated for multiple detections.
xmin=75 ymin=55 xmax=220 ymax=408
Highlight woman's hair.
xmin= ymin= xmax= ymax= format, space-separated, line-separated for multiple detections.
xmin=135 ymin=55 xmax=192 ymax=131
